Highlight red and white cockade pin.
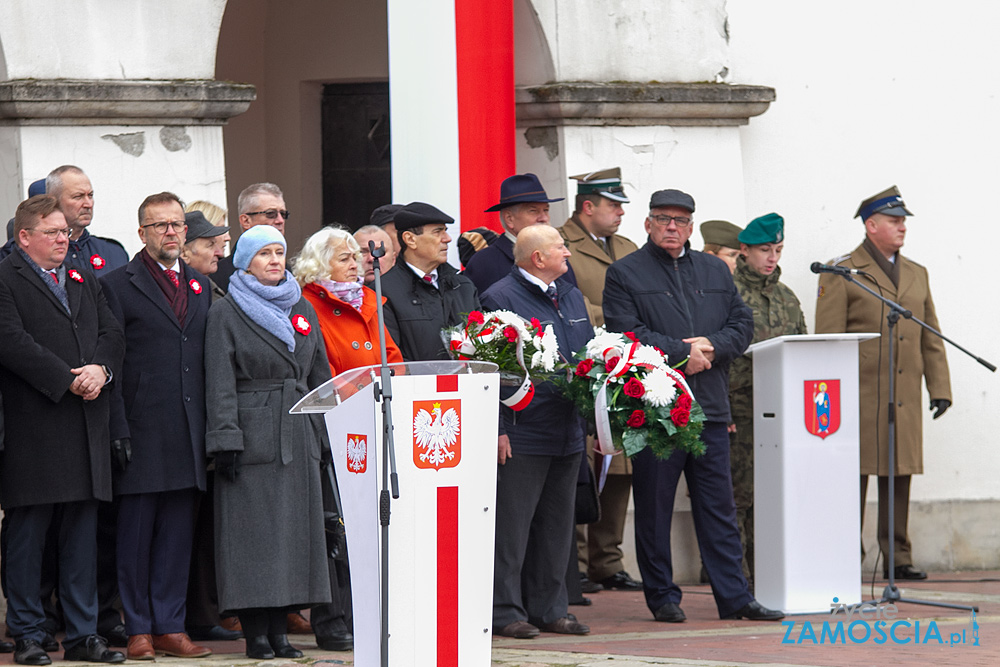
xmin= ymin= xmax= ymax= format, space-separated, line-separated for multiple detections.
xmin=292 ymin=314 xmax=311 ymax=335
xmin=68 ymin=269 xmax=84 ymax=283
xmin=189 ymin=279 xmax=203 ymax=294
xmin=90 ymin=254 xmax=105 ymax=270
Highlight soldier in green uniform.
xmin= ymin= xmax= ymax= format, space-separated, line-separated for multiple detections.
xmin=729 ymin=213 xmax=807 ymax=587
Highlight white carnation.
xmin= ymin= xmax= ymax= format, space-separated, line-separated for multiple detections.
xmin=642 ymin=368 xmax=678 ymax=407
xmin=586 ymin=329 xmax=627 ymax=360
xmin=632 ymin=344 xmax=667 ymax=369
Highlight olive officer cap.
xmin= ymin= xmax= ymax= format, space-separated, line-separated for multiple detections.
xmin=393 ymin=202 xmax=455 ymax=231
xmin=570 ymin=167 xmax=630 ymax=203
xmin=738 ymin=213 xmax=784 ymax=245
xmin=700 ymin=220 xmax=742 ymax=249
xmin=855 ymin=185 xmax=913 ymax=220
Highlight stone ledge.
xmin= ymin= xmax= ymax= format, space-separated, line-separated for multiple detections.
xmin=516 ymin=82 xmax=776 ymax=127
xmin=0 ymin=79 xmax=256 ymax=126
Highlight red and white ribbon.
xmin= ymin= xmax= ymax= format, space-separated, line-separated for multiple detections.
xmin=499 ymin=334 xmax=534 ymax=412
xmin=594 ymin=341 xmax=641 ymax=456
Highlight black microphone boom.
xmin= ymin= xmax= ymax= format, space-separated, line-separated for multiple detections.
xmin=810 ymin=262 xmax=862 ymax=275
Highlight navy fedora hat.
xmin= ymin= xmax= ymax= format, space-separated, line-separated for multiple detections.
xmin=484 ymin=173 xmax=564 ymax=212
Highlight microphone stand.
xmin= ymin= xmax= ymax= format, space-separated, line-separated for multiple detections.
xmin=830 ymin=271 xmax=993 ymax=613
xmin=368 ymin=240 xmax=399 ymax=666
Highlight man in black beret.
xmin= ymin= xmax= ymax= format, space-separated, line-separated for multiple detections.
xmin=379 ymin=202 xmax=480 ymax=361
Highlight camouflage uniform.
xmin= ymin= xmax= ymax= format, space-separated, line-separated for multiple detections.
xmin=729 ymin=256 xmax=807 ymax=583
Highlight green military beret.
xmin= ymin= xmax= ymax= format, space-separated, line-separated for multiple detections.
xmin=700 ymin=220 xmax=742 ymax=249
xmin=738 ymin=212 xmax=784 ymax=245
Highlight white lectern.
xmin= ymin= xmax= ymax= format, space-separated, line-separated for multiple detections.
xmin=291 ymin=360 xmax=499 ymax=667
xmin=747 ymin=333 xmax=877 ymax=613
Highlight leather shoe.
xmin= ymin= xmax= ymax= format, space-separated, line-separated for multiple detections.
xmin=219 ymin=617 xmax=243 ymax=634
xmin=0 ymin=639 xmax=14 ymax=653
xmin=568 ymin=595 xmax=592 ymax=606
xmin=653 ymin=602 xmax=686 ymax=623
xmin=316 ymin=630 xmax=354 ymax=651
xmin=579 ymin=574 xmax=603 ymax=594
xmin=14 ymin=640 xmax=51 ymax=666
xmin=245 ymin=635 xmax=273 ymax=660
xmin=267 ymin=634 xmax=303 ymax=659
xmin=724 ymin=600 xmax=785 ymax=621
xmin=99 ymin=623 xmax=128 ymax=648
xmin=63 ymin=635 xmax=125 ymax=663
xmin=40 ymin=633 xmax=58 ymax=653
xmin=599 ymin=570 xmax=643 ymax=591
xmin=495 ymin=620 xmax=539 ymax=639
xmin=126 ymin=635 xmax=155 ymax=661
xmin=891 ymin=564 xmax=928 ymax=580
xmin=286 ymin=612 xmax=312 ymax=634
xmin=539 ymin=617 xmax=589 ymax=635
xmin=187 ymin=624 xmax=243 ymax=642
xmin=151 ymin=632 xmax=212 ymax=658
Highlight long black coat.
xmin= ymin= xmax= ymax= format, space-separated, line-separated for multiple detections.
xmin=0 ymin=250 xmax=124 ymax=508
xmin=381 ymin=255 xmax=480 ymax=361
xmin=101 ymin=255 xmax=211 ymax=495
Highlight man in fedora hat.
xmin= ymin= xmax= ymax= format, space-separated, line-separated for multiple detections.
xmin=815 ymin=185 xmax=951 ymax=581
xmin=561 ymin=168 xmax=643 ymax=597
xmin=463 ymin=173 xmax=567 ymax=294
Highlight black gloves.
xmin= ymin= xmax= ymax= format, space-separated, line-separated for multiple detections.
xmin=111 ymin=438 xmax=131 ymax=472
xmin=215 ymin=451 xmax=240 ymax=482
xmin=929 ymin=398 xmax=951 ymax=420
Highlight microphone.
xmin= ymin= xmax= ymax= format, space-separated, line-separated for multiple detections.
xmin=810 ymin=262 xmax=863 ymax=276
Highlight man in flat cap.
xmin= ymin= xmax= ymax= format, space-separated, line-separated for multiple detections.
xmin=815 ymin=186 xmax=951 ymax=581
xmin=561 ymin=167 xmax=642 ymax=596
xmin=604 ymin=188 xmax=783 ymax=623
xmin=700 ymin=220 xmax=743 ymax=274
xmin=180 ymin=211 xmax=230 ymax=301
xmin=464 ymin=173 xmax=565 ymax=294
xmin=369 ymin=204 xmax=404 ymax=257
xmin=728 ymin=213 xmax=807 ymax=588
xmin=380 ymin=202 xmax=480 ymax=361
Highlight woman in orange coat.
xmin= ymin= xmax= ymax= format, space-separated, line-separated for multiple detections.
xmin=294 ymin=226 xmax=404 ymax=376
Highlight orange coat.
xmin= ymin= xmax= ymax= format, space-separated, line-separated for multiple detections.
xmin=303 ymin=283 xmax=404 ymax=377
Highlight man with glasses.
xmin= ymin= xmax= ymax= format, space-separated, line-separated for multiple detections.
xmin=603 ymin=189 xmax=783 ymax=624
xmin=100 ymin=193 xmax=213 ymax=661
xmin=0 ymin=195 xmax=126 ymax=666
xmin=214 ymin=183 xmax=289 ymax=291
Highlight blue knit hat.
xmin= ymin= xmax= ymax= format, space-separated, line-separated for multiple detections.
xmin=233 ymin=225 xmax=286 ymax=270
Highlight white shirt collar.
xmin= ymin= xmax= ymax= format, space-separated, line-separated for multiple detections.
xmin=156 ymin=259 xmax=181 ymax=272
xmin=517 ymin=266 xmax=555 ymax=292
xmin=406 ymin=262 xmax=437 ymax=286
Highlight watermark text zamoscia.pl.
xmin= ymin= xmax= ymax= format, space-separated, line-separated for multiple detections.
xmin=779 ymin=598 xmax=980 ymax=646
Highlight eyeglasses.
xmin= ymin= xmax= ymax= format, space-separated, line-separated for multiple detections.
xmin=649 ymin=214 xmax=692 ymax=229
xmin=141 ymin=221 xmax=187 ymax=234
xmin=31 ymin=227 xmax=71 ymax=239
xmin=246 ymin=209 xmax=290 ymax=220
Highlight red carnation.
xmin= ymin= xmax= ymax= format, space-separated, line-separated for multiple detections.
xmin=606 ymin=355 xmax=621 ymax=371
xmin=575 ymin=359 xmax=594 ymax=377
xmin=676 ymin=393 xmax=693 ymax=410
xmin=626 ymin=410 xmax=646 ymax=428
xmin=468 ymin=310 xmax=485 ymax=326
xmin=530 ymin=317 xmax=541 ymax=331
xmin=670 ymin=406 xmax=691 ymax=427
xmin=503 ymin=325 xmax=519 ymax=342
xmin=623 ymin=377 xmax=646 ymax=398
xmin=624 ymin=331 xmax=639 ymax=343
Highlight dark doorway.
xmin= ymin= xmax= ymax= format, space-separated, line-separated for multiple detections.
xmin=321 ymin=82 xmax=391 ymax=231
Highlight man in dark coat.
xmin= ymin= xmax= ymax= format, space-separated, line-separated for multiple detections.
xmin=214 ymin=183 xmax=287 ymax=291
xmin=0 ymin=195 xmax=126 ymax=665
xmin=380 ymin=202 xmax=480 ymax=361
xmin=603 ymin=188 xmax=782 ymax=624
xmin=100 ymin=192 xmax=213 ymax=661
xmin=482 ymin=225 xmax=593 ymax=639
xmin=463 ymin=173 xmax=571 ymax=293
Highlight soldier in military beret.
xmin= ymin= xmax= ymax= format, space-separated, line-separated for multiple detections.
xmin=815 ymin=186 xmax=951 ymax=581
xmin=728 ymin=212 xmax=807 ymax=587
xmin=700 ymin=220 xmax=743 ymax=274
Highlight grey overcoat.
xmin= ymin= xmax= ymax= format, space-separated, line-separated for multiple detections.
xmin=204 ymin=293 xmax=332 ymax=612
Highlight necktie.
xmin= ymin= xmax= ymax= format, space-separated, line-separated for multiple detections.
xmin=422 ymin=274 xmax=434 ymax=285
xmin=164 ymin=269 xmax=180 ymax=287
xmin=546 ymin=284 xmax=558 ymax=309
xmin=48 ymin=270 xmax=58 ymax=284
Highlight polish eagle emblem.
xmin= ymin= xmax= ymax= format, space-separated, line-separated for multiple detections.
xmin=346 ymin=434 xmax=367 ymax=473
xmin=413 ymin=401 xmax=461 ymax=469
